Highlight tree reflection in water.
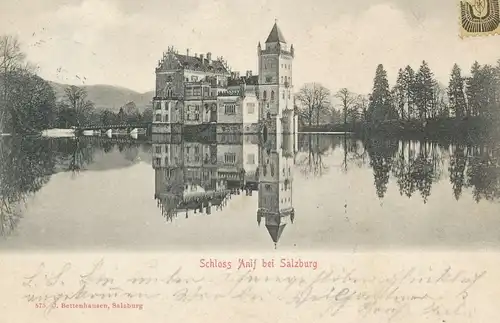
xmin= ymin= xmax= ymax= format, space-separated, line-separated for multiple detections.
xmin=0 ymin=137 xmax=53 ymax=236
xmin=0 ymin=136 xmax=152 ymax=237
xmin=295 ymin=134 xmax=338 ymax=178
xmin=296 ymin=134 xmax=500 ymax=204
xmin=1 ymin=134 xmax=499 ymax=237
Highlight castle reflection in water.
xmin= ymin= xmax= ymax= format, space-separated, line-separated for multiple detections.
xmin=152 ymin=131 xmax=297 ymax=248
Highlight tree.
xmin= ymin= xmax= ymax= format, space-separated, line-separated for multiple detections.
xmin=415 ymin=61 xmax=436 ymax=121
xmin=367 ymin=64 xmax=392 ymax=124
xmin=296 ymin=83 xmax=331 ymax=126
xmin=466 ymin=61 xmax=482 ymax=117
xmin=63 ymin=86 xmax=95 ymax=126
xmin=335 ymin=88 xmax=357 ymax=127
xmin=0 ymin=35 xmax=26 ymax=132
xmin=393 ymin=68 xmax=406 ymax=120
xmin=403 ymin=65 xmax=417 ymax=120
xmin=141 ymin=107 xmax=153 ymax=123
xmin=448 ymin=64 xmax=467 ymax=119
xmin=7 ymin=69 xmax=56 ymax=133
xmin=117 ymin=107 xmax=125 ymax=124
xmin=480 ymin=64 xmax=498 ymax=119
xmin=354 ymin=94 xmax=368 ymax=123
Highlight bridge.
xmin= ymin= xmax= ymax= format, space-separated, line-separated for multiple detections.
xmin=75 ymin=123 xmax=152 ymax=136
xmin=77 ymin=123 xmax=151 ymax=131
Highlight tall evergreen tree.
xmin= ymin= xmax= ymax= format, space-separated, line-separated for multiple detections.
xmin=466 ymin=61 xmax=482 ymax=117
xmin=481 ymin=64 xmax=497 ymax=119
xmin=367 ymin=64 xmax=392 ymax=124
xmin=415 ymin=61 xmax=436 ymax=121
xmin=403 ymin=65 xmax=416 ymax=120
xmin=393 ymin=68 xmax=406 ymax=120
xmin=447 ymin=64 xmax=467 ymax=119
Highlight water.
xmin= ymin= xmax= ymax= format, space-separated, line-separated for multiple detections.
xmin=0 ymin=134 xmax=499 ymax=251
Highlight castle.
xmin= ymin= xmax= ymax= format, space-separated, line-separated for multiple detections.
xmin=152 ymin=21 xmax=298 ymax=136
xmin=152 ymin=132 xmax=296 ymax=248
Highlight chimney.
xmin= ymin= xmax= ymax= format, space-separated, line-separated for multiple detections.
xmin=246 ymin=70 xmax=252 ymax=77
xmin=200 ymin=54 xmax=204 ymax=64
xmin=186 ymin=48 xmax=190 ymax=56
xmin=207 ymin=52 xmax=212 ymax=64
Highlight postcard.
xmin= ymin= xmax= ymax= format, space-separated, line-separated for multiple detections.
xmin=1 ymin=0 xmax=500 ymax=322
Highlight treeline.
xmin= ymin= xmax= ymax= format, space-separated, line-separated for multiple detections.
xmin=0 ymin=35 xmax=152 ymax=134
xmin=366 ymin=60 xmax=500 ymax=136
xmin=295 ymin=59 xmax=500 ymax=137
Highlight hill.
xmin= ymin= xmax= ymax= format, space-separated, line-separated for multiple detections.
xmin=49 ymin=81 xmax=154 ymax=113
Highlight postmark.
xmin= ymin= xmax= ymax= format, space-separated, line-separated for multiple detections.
xmin=459 ymin=0 xmax=500 ymax=37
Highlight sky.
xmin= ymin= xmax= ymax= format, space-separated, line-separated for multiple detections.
xmin=1 ymin=0 xmax=499 ymax=94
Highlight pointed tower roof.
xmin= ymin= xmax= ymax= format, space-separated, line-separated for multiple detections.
xmin=265 ymin=21 xmax=286 ymax=43
xmin=265 ymin=224 xmax=286 ymax=244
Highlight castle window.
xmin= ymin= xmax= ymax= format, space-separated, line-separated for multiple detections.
xmin=282 ymin=91 xmax=285 ymax=99
xmin=266 ymin=76 xmax=272 ymax=83
xmin=155 ymin=114 xmax=162 ymax=121
xmin=154 ymin=102 xmax=161 ymax=110
xmin=155 ymin=146 xmax=162 ymax=154
xmin=270 ymin=91 xmax=275 ymax=102
xmin=186 ymin=105 xmax=200 ymax=121
xmin=155 ymin=157 xmax=161 ymax=166
xmin=224 ymin=104 xmax=236 ymax=115
xmin=281 ymin=76 xmax=283 ymax=83
xmin=271 ymin=164 xmax=275 ymax=177
xmin=165 ymin=156 xmax=169 ymax=165
xmin=224 ymin=153 xmax=236 ymax=164
xmin=263 ymin=91 xmax=267 ymax=101
xmin=163 ymin=114 xmax=169 ymax=122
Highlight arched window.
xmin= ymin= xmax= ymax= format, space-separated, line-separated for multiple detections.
xmin=263 ymin=90 xmax=267 ymax=101
xmin=270 ymin=164 xmax=275 ymax=177
xmin=165 ymin=156 xmax=169 ymax=165
xmin=263 ymin=165 xmax=267 ymax=176
xmin=271 ymin=91 xmax=275 ymax=102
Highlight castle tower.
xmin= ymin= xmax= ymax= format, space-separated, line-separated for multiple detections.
xmin=258 ymin=21 xmax=297 ymax=134
xmin=257 ymin=133 xmax=295 ymax=248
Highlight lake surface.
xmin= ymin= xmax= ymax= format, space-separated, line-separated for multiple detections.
xmin=0 ymin=133 xmax=499 ymax=251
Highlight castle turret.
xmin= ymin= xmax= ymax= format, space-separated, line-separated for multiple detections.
xmin=258 ymin=21 xmax=296 ymax=134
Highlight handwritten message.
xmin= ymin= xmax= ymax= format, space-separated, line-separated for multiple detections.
xmin=20 ymin=258 xmax=486 ymax=322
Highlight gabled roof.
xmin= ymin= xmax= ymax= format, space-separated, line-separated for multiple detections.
xmin=227 ymin=75 xmax=259 ymax=86
xmin=265 ymin=22 xmax=286 ymax=43
xmin=174 ymin=53 xmax=230 ymax=74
